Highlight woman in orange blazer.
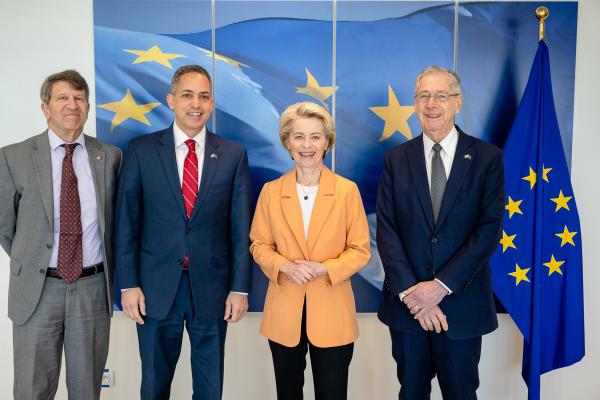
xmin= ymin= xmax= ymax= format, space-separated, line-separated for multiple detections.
xmin=250 ymin=101 xmax=370 ymax=400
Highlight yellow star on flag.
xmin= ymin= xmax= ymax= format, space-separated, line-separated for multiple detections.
xmin=198 ymin=49 xmax=248 ymax=69
xmin=505 ymin=196 xmax=523 ymax=218
xmin=499 ymin=230 xmax=517 ymax=252
xmin=369 ymin=86 xmax=414 ymax=141
xmin=542 ymin=165 xmax=552 ymax=182
xmin=522 ymin=167 xmax=537 ymax=189
xmin=295 ymin=68 xmax=337 ymax=108
xmin=123 ymin=45 xmax=185 ymax=69
xmin=543 ymin=255 xmax=565 ymax=276
xmin=508 ymin=263 xmax=530 ymax=286
xmin=550 ymin=190 xmax=572 ymax=212
xmin=98 ymin=89 xmax=161 ymax=131
xmin=555 ymin=225 xmax=577 ymax=247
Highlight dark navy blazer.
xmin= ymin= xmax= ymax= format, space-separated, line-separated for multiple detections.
xmin=115 ymin=126 xmax=253 ymax=320
xmin=377 ymin=127 xmax=504 ymax=340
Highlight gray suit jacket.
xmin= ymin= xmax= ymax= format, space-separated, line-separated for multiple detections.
xmin=0 ymin=131 xmax=121 ymax=325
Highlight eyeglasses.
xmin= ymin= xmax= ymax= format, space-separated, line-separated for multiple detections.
xmin=414 ymin=92 xmax=460 ymax=103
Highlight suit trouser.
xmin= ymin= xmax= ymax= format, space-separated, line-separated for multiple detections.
xmin=137 ymin=271 xmax=228 ymax=400
xmin=13 ymin=272 xmax=110 ymax=400
xmin=268 ymin=302 xmax=354 ymax=400
xmin=389 ymin=327 xmax=482 ymax=400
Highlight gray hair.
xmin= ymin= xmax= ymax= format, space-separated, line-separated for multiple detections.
xmin=414 ymin=66 xmax=462 ymax=95
xmin=40 ymin=70 xmax=89 ymax=103
xmin=169 ymin=64 xmax=212 ymax=94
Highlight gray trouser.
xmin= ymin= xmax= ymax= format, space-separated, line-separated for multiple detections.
xmin=13 ymin=272 xmax=110 ymax=400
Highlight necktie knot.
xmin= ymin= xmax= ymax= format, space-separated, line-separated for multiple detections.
xmin=62 ymin=143 xmax=78 ymax=157
xmin=432 ymin=143 xmax=443 ymax=155
xmin=185 ymin=139 xmax=196 ymax=153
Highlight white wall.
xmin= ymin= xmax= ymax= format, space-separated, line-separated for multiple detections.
xmin=0 ymin=1 xmax=598 ymax=399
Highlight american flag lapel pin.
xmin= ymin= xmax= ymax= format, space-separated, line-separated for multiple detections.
xmin=464 ymin=153 xmax=472 ymax=160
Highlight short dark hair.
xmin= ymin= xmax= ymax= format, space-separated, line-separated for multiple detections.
xmin=40 ymin=70 xmax=89 ymax=103
xmin=170 ymin=65 xmax=212 ymax=94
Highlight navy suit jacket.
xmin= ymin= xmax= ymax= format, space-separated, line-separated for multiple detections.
xmin=115 ymin=126 xmax=253 ymax=320
xmin=377 ymin=127 xmax=504 ymax=340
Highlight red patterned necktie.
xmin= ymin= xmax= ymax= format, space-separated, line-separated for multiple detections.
xmin=182 ymin=139 xmax=199 ymax=218
xmin=57 ymin=143 xmax=83 ymax=283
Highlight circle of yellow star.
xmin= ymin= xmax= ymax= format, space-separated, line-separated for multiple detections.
xmin=505 ymin=196 xmax=523 ymax=218
xmin=522 ymin=167 xmax=537 ymax=190
xmin=499 ymin=230 xmax=517 ymax=252
xmin=295 ymin=68 xmax=337 ymax=109
xmin=550 ymin=190 xmax=572 ymax=212
xmin=99 ymin=89 xmax=161 ymax=131
xmin=508 ymin=263 xmax=531 ymax=286
xmin=124 ymin=45 xmax=185 ymax=69
xmin=369 ymin=85 xmax=414 ymax=141
xmin=555 ymin=225 xmax=578 ymax=247
xmin=543 ymin=255 xmax=565 ymax=276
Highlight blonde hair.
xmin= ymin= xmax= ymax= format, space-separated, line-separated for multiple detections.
xmin=279 ymin=101 xmax=336 ymax=156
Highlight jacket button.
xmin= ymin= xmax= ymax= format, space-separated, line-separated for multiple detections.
xmin=186 ymin=228 xmax=191 ymax=234
xmin=431 ymin=237 xmax=438 ymax=244
xmin=46 ymin=242 xmax=52 ymax=249
xmin=39 ymin=269 xmax=45 ymax=274
xmin=425 ymin=263 xmax=432 ymax=270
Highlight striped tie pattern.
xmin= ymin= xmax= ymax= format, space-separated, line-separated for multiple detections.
xmin=182 ymin=139 xmax=199 ymax=218
xmin=57 ymin=143 xmax=83 ymax=283
xmin=430 ymin=143 xmax=447 ymax=223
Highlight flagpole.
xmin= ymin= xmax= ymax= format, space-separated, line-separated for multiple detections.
xmin=536 ymin=6 xmax=549 ymax=41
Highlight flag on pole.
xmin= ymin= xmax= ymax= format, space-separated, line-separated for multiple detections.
xmin=490 ymin=40 xmax=585 ymax=400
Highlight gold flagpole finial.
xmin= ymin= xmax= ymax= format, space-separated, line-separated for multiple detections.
xmin=536 ymin=6 xmax=549 ymax=41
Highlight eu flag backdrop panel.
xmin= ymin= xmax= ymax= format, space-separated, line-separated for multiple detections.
xmin=93 ymin=1 xmax=577 ymax=312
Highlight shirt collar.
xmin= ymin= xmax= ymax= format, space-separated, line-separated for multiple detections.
xmin=423 ymin=126 xmax=458 ymax=156
xmin=48 ymin=129 xmax=86 ymax=151
xmin=173 ymin=122 xmax=206 ymax=148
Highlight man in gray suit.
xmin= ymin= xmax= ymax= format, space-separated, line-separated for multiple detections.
xmin=0 ymin=70 xmax=121 ymax=399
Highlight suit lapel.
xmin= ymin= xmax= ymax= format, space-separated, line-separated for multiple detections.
xmin=32 ymin=132 xmax=54 ymax=229
xmin=436 ymin=129 xmax=476 ymax=228
xmin=157 ymin=127 xmax=187 ymax=220
xmin=190 ymin=131 xmax=220 ymax=222
xmin=306 ymin=167 xmax=335 ymax=255
xmin=407 ymin=136 xmax=435 ymax=230
xmin=280 ymin=169 xmax=309 ymax=259
xmin=84 ymin=136 xmax=106 ymax=236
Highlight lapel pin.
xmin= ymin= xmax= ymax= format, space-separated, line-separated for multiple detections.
xmin=211 ymin=153 xmax=218 ymax=159
xmin=96 ymin=155 xmax=102 ymax=161
xmin=464 ymin=154 xmax=471 ymax=160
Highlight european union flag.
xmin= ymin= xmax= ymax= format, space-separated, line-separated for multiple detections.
xmin=490 ymin=40 xmax=584 ymax=400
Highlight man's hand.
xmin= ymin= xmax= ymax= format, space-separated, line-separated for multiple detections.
xmin=414 ymin=305 xmax=449 ymax=333
xmin=280 ymin=261 xmax=318 ymax=285
xmin=121 ymin=287 xmax=146 ymax=324
xmin=224 ymin=292 xmax=248 ymax=323
xmin=403 ymin=280 xmax=449 ymax=314
xmin=294 ymin=260 xmax=327 ymax=279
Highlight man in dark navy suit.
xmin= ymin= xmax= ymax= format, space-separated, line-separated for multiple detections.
xmin=377 ymin=66 xmax=504 ymax=399
xmin=115 ymin=65 xmax=252 ymax=400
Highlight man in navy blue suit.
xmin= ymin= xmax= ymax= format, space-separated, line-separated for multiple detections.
xmin=115 ymin=64 xmax=252 ymax=399
xmin=377 ymin=66 xmax=504 ymax=399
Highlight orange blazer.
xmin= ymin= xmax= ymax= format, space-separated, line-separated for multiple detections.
xmin=250 ymin=166 xmax=370 ymax=347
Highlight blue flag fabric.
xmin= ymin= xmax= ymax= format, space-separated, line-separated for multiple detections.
xmin=490 ymin=41 xmax=584 ymax=400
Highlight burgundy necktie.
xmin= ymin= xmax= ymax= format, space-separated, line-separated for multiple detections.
xmin=182 ymin=139 xmax=199 ymax=218
xmin=57 ymin=143 xmax=83 ymax=283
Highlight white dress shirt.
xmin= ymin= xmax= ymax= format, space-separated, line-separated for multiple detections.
xmin=174 ymin=122 xmax=205 ymax=189
xmin=48 ymin=129 xmax=103 ymax=269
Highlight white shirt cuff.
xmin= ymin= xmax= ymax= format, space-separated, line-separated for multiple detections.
xmin=435 ymin=278 xmax=452 ymax=295
xmin=231 ymin=291 xmax=248 ymax=295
